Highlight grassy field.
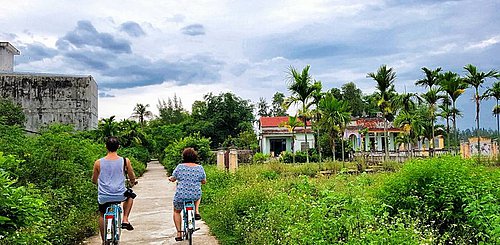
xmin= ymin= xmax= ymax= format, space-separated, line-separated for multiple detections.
xmin=201 ymin=156 xmax=500 ymax=244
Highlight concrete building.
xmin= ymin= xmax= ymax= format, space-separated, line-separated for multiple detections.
xmin=258 ymin=116 xmax=315 ymax=156
xmin=0 ymin=42 xmax=98 ymax=132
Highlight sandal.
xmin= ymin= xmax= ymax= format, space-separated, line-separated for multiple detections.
xmin=175 ymin=236 xmax=183 ymax=241
xmin=121 ymin=222 xmax=134 ymax=230
xmin=195 ymin=213 xmax=201 ymax=220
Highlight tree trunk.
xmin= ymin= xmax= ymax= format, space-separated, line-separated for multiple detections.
xmin=431 ymin=117 xmax=435 ymax=157
xmin=318 ymin=127 xmax=322 ymax=162
xmin=303 ymin=107 xmax=309 ymax=163
xmin=497 ymin=99 xmax=499 ymax=164
xmin=446 ymin=114 xmax=450 ymax=153
xmin=341 ymin=129 xmax=345 ymax=162
xmin=476 ymin=88 xmax=481 ymax=164
xmin=384 ymin=119 xmax=389 ymax=161
xmin=452 ymin=100 xmax=458 ymax=155
xmin=292 ymin=132 xmax=295 ymax=164
xmin=331 ymin=137 xmax=336 ymax=162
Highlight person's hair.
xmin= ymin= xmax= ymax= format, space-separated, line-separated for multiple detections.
xmin=105 ymin=136 xmax=120 ymax=152
xmin=182 ymin=148 xmax=198 ymax=163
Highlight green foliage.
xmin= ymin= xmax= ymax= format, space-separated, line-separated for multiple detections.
xmin=0 ymin=98 xmax=26 ymax=127
xmin=0 ymin=154 xmax=49 ymax=244
xmin=280 ymin=151 xmax=319 ymax=163
xmin=120 ymin=146 xmax=150 ymax=166
xmin=251 ymin=152 xmax=270 ymax=164
xmin=162 ymin=134 xmax=214 ymax=173
xmin=379 ymin=156 xmax=500 ymax=243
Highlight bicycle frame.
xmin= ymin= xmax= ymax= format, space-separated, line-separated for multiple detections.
xmin=104 ymin=203 xmax=122 ymax=245
xmin=183 ymin=201 xmax=196 ymax=244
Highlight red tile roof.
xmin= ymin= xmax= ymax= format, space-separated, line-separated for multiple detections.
xmin=259 ymin=116 xmax=312 ymax=127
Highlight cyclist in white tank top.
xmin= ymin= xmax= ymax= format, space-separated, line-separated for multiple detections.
xmin=92 ymin=136 xmax=137 ymax=241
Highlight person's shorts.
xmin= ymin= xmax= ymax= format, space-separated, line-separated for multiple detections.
xmin=173 ymin=199 xmax=198 ymax=211
xmin=98 ymin=201 xmax=122 ymax=214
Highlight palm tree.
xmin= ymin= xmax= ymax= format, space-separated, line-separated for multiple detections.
xmin=484 ymin=81 xmax=500 ymax=157
xmin=99 ymin=116 xmax=118 ymax=138
xmin=463 ymin=64 xmax=499 ymax=161
xmin=285 ymin=65 xmax=316 ymax=163
xmin=279 ymin=116 xmax=304 ymax=164
xmin=131 ymin=103 xmax=153 ymax=127
xmin=420 ymin=88 xmax=444 ymax=156
xmin=415 ymin=67 xmax=442 ymax=89
xmin=394 ymin=110 xmax=418 ymax=157
xmin=438 ymin=97 xmax=453 ymax=152
xmin=367 ymin=65 xmax=397 ymax=161
xmin=438 ymin=71 xmax=468 ymax=154
xmin=318 ymin=93 xmax=351 ymax=164
xmin=310 ymin=81 xmax=324 ymax=162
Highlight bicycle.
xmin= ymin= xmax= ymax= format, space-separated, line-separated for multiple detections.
xmin=103 ymin=202 xmax=122 ymax=245
xmin=182 ymin=201 xmax=199 ymax=245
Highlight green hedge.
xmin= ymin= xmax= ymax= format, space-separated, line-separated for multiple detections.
xmin=161 ymin=134 xmax=214 ymax=173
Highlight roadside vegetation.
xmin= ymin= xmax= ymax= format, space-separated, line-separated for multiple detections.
xmin=202 ymin=156 xmax=500 ymax=244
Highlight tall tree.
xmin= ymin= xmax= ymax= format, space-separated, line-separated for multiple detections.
xmin=285 ymin=65 xmax=316 ymax=163
xmin=415 ymin=67 xmax=442 ymax=89
xmin=310 ymin=81 xmax=324 ymax=162
xmin=257 ymin=97 xmax=271 ymax=117
xmin=158 ymin=95 xmax=188 ymax=125
xmin=420 ymin=88 xmax=444 ymax=156
xmin=484 ymin=81 xmax=500 ymax=157
xmin=319 ymin=93 xmax=351 ymax=164
xmin=271 ymin=92 xmax=287 ymax=116
xmin=367 ymin=65 xmax=397 ymax=160
xmin=99 ymin=116 xmax=118 ymax=138
xmin=279 ymin=116 xmax=304 ymax=164
xmin=463 ymin=64 xmax=499 ymax=161
xmin=192 ymin=92 xmax=255 ymax=148
xmin=438 ymin=71 xmax=468 ymax=154
xmin=438 ymin=97 xmax=453 ymax=152
xmin=131 ymin=103 xmax=153 ymax=127
xmin=341 ymin=82 xmax=365 ymax=117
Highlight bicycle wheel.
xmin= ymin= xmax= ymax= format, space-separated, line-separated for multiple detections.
xmin=187 ymin=229 xmax=193 ymax=245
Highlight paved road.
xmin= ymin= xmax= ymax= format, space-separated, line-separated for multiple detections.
xmin=82 ymin=161 xmax=218 ymax=245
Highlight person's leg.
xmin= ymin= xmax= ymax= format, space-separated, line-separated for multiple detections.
xmin=173 ymin=209 xmax=182 ymax=238
xmin=122 ymin=198 xmax=133 ymax=224
xmin=99 ymin=212 xmax=104 ymax=241
xmin=195 ymin=198 xmax=201 ymax=214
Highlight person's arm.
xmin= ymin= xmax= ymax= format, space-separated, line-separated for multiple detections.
xmin=200 ymin=166 xmax=206 ymax=185
xmin=92 ymin=160 xmax=100 ymax=184
xmin=169 ymin=165 xmax=179 ymax=182
xmin=125 ymin=158 xmax=137 ymax=186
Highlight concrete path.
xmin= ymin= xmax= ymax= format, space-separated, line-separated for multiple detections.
xmin=82 ymin=161 xmax=219 ymax=245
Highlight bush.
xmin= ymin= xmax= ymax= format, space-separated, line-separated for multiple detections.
xmin=280 ymin=151 xmax=319 ymax=163
xmin=162 ymin=133 xmax=213 ymax=173
xmin=0 ymin=154 xmax=49 ymax=244
xmin=251 ymin=152 xmax=270 ymax=164
xmin=378 ymin=156 xmax=500 ymax=244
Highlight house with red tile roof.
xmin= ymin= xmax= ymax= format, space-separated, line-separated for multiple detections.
xmin=258 ymin=116 xmax=314 ymax=156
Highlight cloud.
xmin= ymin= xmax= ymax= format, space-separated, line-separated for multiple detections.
xmin=65 ymin=51 xmax=110 ymax=70
xmin=120 ymin=21 xmax=146 ymax=37
xmin=181 ymin=24 xmax=205 ymax=36
xmin=16 ymin=42 xmax=58 ymax=63
xmin=165 ymin=14 xmax=185 ymax=23
xmin=56 ymin=20 xmax=131 ymax=53
xmin=98 ymin=92 xmax=115 ymax=98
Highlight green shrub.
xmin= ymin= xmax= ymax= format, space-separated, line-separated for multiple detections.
xmin=0 ymin=154 xmax=49 ymax=244
xmin=280 ymin=151 xmax=319 ymax=163
xmin=120 ymin=146 xmax=150 ymax=165
xmin=251 ymin=152 xmax=270 ymax=164
xmin=162 ymin=133 xmax=213 ymax=173
xmin=378 ymin=156 xmax=500 ymax=244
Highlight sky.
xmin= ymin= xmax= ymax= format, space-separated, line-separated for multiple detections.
xmin=0 ymin=0 xmax=499 ymax=130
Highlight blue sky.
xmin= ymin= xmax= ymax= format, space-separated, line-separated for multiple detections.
xmin=0 ymin=0 xmax=499 ymax=130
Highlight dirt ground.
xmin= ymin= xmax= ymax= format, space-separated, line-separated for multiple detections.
xmin=82 ymin=161 xmax=219 ymax=245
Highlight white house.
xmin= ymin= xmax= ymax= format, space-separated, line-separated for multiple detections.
xmin=258 ymin=116 xmax=315 ymax=156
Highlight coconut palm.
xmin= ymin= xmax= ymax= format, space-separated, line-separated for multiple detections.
xmin=438 ymin=97 xmax=453 ymax=152
xmin=438 ymin=71 xmax=468 ymax=154
xmin=484 ymin=81 xmax=500 ymax=156
xmin=463 ymin=64 xmax=499 ymax=161
xmin=310 ymin=81 xmax=324 ymax=162
xmin=279 ymin=116 xmax=304 ymax=164
xmin=367 ymin=65 xmax=397 ymax=160
xmin=99 ymin=116 xmax=118 ymax=138
xmin=318 ymin=93 xmax=351 ymax=164
xmin=394 ymin=92 xmax=420 ymax=114
xmin=131 ymin=103 xmax=153 ymax=127
xmin=415 ymin=67 xmax=442 ymax=89
xmin=420 ymin=88 xmax=444 ymax=156
xmin=394 ymin=110 xmax=418 ymax=157
xmin=285 ymin=65 xmax=316 ymax=163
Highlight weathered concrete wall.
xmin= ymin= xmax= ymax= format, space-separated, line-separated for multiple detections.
xmin=0 ymin=73 xmax=98 ymax=132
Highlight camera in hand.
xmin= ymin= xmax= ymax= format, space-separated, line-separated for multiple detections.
xmin=124 ymin=188 xmax=137 ymax=199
